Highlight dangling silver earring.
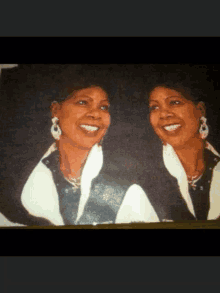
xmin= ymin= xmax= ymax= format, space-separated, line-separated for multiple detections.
xmin=199 ymin=116 xmax=209 ymax=139
xmin=51 ymin=117 xmax=62 ymax=140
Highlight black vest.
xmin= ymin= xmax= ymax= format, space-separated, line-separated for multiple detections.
xmin=77 ymin=173 xmax=131 ymax=225
xmin=42 ymin=151 xmax=131 ymax=225
xmin=139 ymin=148 xmax=220 ymax=221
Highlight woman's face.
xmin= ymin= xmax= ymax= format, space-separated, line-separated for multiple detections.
xmin=149 ymin=86 xmax=203 ymax=149
xmin=54 ymin=86 xmax=110 ymax=149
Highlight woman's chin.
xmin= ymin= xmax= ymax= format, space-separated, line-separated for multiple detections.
xmin=162 ymin=137 xmax=185 ymax=149
xmin=73 ymin=138 xmax=102 ymax=150
xmin=59 ymin=134 xmax=103 ymax=149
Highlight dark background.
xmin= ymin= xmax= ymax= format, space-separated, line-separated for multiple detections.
xmin=0 ymin=64 xmax=220 ymax=224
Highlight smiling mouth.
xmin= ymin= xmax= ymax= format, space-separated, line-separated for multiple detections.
xmin=163 ymin=124 xmax=181 ymax=132
xmin=80 ymin=124 xmax=100 ymax=132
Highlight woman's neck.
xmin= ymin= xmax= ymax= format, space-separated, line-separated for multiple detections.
xmin=57 ymin=137 xmax=91 ymax=179
xmin=173 ymin=137 xmax=206 ymax=178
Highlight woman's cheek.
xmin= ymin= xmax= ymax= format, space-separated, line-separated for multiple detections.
xmin=103 ymin=113 xmax=111 ymax=128
xmin=149 ymin=115 xmax=157 ymax=131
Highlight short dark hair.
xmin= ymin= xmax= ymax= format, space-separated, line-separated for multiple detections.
xmin=148 ymin=81 xmax=204 ymax=105
xmin=54 ymin=80 xmax=109 ymax=105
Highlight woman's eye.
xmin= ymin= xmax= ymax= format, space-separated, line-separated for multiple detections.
xmin=170 ymin=100 xmax=181 ymax=105
xmin=77 ymin=100 xmax=87 ymax=105
xmin=149 ymin=105 xmax=158 ymax=112
xmin=100 ymin=105 xmax=109 ymax=111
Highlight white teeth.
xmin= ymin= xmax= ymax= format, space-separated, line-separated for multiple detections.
xmin=80 ymin=125 xmax=99 ymax=132
xmin=164 ymin=124 xmax=181 ymax=131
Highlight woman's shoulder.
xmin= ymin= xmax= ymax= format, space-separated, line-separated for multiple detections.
xmin=24 ymin=159 xmax=53 ymax=187
xmin=205 ymin=142 xmax=220 ymax=173
xmin=23 ymin=144 xmax=57 ymax=186
xmin=21 ymin=156 xmax=55 ymax=210
xmin=0 ymin=212 xmax=26 ymax=227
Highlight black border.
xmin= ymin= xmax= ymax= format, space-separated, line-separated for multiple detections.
xmin=1 ymin=37 xmax=220 ymax=64
xmin=0 ymin=225 xmax=220 ymax=257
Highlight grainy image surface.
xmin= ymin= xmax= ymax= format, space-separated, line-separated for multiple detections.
xmin=1 ymin=64 xmax=220 ymax=227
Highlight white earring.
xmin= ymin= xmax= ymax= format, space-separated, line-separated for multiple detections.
xmin=199 ymin=116 xmax=209 ymax=139
xmin=51 ymin=117 xmax=62 ymax=140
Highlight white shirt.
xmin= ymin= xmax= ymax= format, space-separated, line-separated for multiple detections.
xmin=21 ymin=143 xmax=159 ymax=226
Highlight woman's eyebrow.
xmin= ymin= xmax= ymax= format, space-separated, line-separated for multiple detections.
xmin=149 ymin=95 xmax=181 ymax=103
xmin=168 ymin=95 xmax=181 ymax=98
xmin=99 ymin=99 xmax=109 ymax=103
xmin=74 ymin=94 xmax=92 ymax=99
xmin=75 ymin=95 xmax=108 ymax=102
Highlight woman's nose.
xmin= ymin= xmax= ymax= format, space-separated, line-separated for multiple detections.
xmin=86 ymin=108 xmax=101 ymax=119
xmin=159 ymin=108 xmax=174 ymax=119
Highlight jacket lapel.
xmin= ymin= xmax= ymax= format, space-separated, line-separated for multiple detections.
xmin=163 ymin=144 xmax=196 ymax=218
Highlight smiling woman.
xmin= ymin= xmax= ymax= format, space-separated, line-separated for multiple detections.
xmin=52 ymin=86 xmax=110 ymax=150
xmin=149 ymin=85 xmax=205 ymax=149
xmin=49 ymin=86 xmax=110 ymax=182
xmin=19 ymin=83 xmax=159 ymax=226
xmin=145 ymin=81 xmax=220 ymax=221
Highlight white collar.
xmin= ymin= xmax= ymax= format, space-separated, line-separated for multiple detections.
xmin=163 ymin=143 xmax=186 ymax=181
xmin=163 ymin=141 xmax=220 ymax=181
xmin=77 ymin=143 xmax=103 ymax=222
xmin=163 ymin=143 xmax=195 ymax=216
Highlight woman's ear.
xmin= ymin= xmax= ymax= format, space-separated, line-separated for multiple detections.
xmin=50 ymin=101 xmax=61 ymax=118
xmin=197 ymin=101 xmax=206 ymax=117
